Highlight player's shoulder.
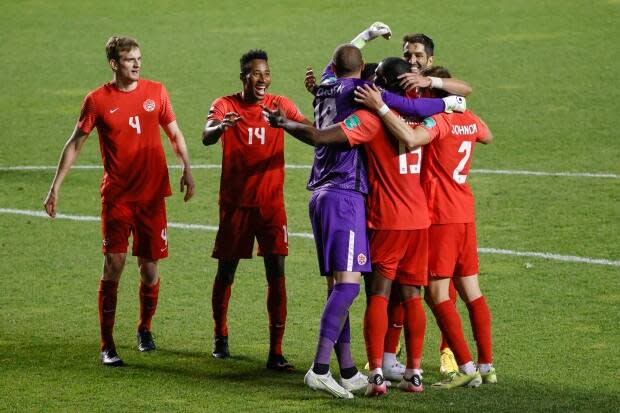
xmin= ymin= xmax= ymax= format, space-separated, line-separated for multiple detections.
xmin=213 ymin=93 xmax=241 ymax=107
xmin=343 ymin=108 xmax=380 ymax=130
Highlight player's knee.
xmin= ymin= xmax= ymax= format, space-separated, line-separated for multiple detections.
xmin=102 ymin=254 xmax=126 ymax=280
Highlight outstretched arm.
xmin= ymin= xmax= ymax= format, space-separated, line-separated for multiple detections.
xmin=354 ymin=84 xmax=431 ymax=148
xmin=263 ymin=106 xmax=348 ymax=146
xmin=163 ymin=120 xmax=195 ymax=202
xmin=398 ymin=73 xmax=473 ymax=97
xmin=43 ymin=127 xmax=90 ymax=218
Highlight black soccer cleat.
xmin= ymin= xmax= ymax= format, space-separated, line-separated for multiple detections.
xmin=212 ymin=336 xmax=230 ymax=359
xmin=100 ymin=347 xmax=124 ymax=367
xmin=266 ymin=353 xmax=295 ymax=372
xmin=137 ymin=330 xmax=156 ymax=352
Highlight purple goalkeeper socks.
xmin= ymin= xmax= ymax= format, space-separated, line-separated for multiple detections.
xmin=314 ymin=283 xmax=360 ymax=366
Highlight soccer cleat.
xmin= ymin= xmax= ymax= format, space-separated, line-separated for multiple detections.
xmin=442 ymin=95 xmax=467 ymax=113
xmin=304 ymin=367 xmax=354 ymax=399
xmin=439 ymin=348 xmax=459 ymax=376
xmin=432 ymin=370 xmax=482 ymax=389
xmin=266 ymin=353 xmax=295 ymax=372
xmin=398 ymin=374 xmax=424 ymax=393
xmin=481 ymin=367 xmax=497 ymax=384
xmin=100 ymin=347 xmax=124 ymax=367
xmin=340 ymin=371 xmax=368 ymax=393
xmin=364 ymin=373 xmax=388 ymax=397
xmin=212 ymin=336 xmax=230 ymax=359
xmin=137 ymin=330 xmax=156 ymax=352
xmin=383 ymin=360 xmax=406 ymax=381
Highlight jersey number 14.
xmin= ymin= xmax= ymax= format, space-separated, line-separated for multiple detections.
xmin=248 ymin=127 xmax=265 ymax=144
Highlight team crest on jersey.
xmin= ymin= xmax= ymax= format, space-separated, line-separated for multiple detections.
xmin=143 ymin=99 xmax=156 ymax=112
xmin=422 ymin=117 xmax=437 ymax=128
xmin=102 ymin=238 xmax=109 ymax=247
xmin=344 ymin=114 xmax=361 ymax=130
xmin=357 ymin=253 xmax=367 ymax=265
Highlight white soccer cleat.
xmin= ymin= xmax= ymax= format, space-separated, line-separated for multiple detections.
xmin=340 ymin=371 xmax=368 ymax=393
xmin=383 ymin=360 xmax=406 ymax=381
xmin=365 ymin=373 xmax=388 ymax=397
xmin=443 ymin=96 xmax=467 ymax=113
xmin=305 ymin=368 xmax=354 ymax=399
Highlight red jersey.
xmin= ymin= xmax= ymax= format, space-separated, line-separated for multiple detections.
xmin=341 ymin=109 xmax=430 ymax=230
xmin=420 ymin=110 xmax=489 ymax=224
xmin=207 ymin=93 xmax=305 ymax=207
xmin=77 ymin=79 xmax=175 ymax=202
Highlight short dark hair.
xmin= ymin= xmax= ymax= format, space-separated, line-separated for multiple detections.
xmin=402 ymin=33 xmax=434 ymax=57
xmin=421 ymin=66 xmax=451 ymax=97
xmin=240 ymin=49 xmax=268 ymax=75
xmin=332 ymin=44 xmax=363 ymax=77
xmin=361 ymin=62 xmax=378 ymax=81
xmin=375 ymin=57 xmax=412 ymax=93
xmin=105 ymin=36 xmax=139 ymax=61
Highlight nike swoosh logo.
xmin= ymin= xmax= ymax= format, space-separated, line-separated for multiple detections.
xmin=160 ymin=247 xmax=167 ymax=252
xmin=109 ymin=108 xmax=119 ymax=113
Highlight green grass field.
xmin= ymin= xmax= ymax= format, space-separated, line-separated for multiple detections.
xmin=1 ymin=0 xmax=619 ymax=411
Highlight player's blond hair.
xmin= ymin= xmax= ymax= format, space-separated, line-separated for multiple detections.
xmin=105 ymin=36 xmax=140 ymax=62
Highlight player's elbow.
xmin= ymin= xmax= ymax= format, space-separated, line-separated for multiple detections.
xmin=480 ymin=130 xmax=494 ymax=145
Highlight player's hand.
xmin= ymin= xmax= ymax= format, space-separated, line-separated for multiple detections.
xmin=180 ymin=168 xmax=195 ymax=202
xmin=262 ymin=103 xmax=287 ymax=128
xmin=367 ymin=21 xmax=392 ymax=40
xmin=305 ymin=67 xmax=317 ymax=95
xmin=219 ymin=112 xmax=241 ymax=132
xmin=354 ymin=84 xmax=385 ymax=111
xmin=398 ymin=73 xmax=431 ymax=91
xmin=43 ymin=189 xmax=58 ymax=218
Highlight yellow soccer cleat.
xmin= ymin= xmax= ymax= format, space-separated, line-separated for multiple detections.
xmin=432 ymin=370 xmax=482 ymax=389
xmin=439 ymin=348 xmax=459 ymax=376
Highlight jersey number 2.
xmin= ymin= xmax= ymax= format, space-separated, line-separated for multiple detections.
xmin=129 ymin=116 xmax=141 ymax=135
xmin=248 ymin=127 xmax=265 ymax=144
xmin=452 ymin=141 xmax=472 ymax=184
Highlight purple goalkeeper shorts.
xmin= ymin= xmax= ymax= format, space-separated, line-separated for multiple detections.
xmin=309 ymin=188 xmax=371 ymax=276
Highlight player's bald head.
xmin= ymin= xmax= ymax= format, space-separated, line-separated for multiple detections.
xmin=331 ymin=44 xmax=363 ymax=78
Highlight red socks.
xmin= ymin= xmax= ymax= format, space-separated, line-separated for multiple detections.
xmin=432 ymin=299 xmax=473 ymax=365
xmin=466 ymin=296 xmax=493 ymax=364
xmin=98 ymin=280 xmax=119 ymax=351
xmin=138 ymin=279 xmax=160 ymax=332
xmin=439 ymin=281 xmax=459 ymax=350
xmin=267 ymin=276 xmax=287 ymax=355
xmin=402 ymin=296 xmax=426 ymax=370
xmin=212 ymin=278 xmax=232 ymax=337
xmin=364 ymin=295 xmax=388 ymax=370
xmin=385 ymin=289 xmax=404 ymax=354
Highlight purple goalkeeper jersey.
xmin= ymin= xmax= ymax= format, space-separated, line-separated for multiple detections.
xmin=306 ymin=69 xmax=369 ymax=194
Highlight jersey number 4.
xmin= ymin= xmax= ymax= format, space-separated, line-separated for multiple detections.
xmin=129 ymin=116 xmax=141 ymax=134
xmin=248 ymin=127 xmax=265 ymax=144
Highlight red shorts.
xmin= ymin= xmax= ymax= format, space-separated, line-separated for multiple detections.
xmin=212 ymin=205 xmax=288 ymax=260
xmin=101 ymin=199 xmax=168 ymax=260
xmin=369 ymin=229 xmax=428 ymax=286
xmin=429 ymin=223 xmax=479 ymax=278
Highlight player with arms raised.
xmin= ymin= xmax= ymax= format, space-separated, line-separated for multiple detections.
xmin=43 ymin=36 xmax=195 ymax=366
xmin=202 ymin=50 xmax=309 ymax=371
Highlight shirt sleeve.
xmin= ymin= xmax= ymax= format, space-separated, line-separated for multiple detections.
xmin=320 ymin=62 xmax=336 ymax=84
xmin=382 ymin=91 xmax=445 ymax=118
xmin=339 ymin=109 xmax=382 ymax=146
xmin=277 ymin=96 xmax=306 ymax=123
xmin=419 ymin=114 xmax=445 ymax=143
xmin=159 ymin=84 xmax=176 ymax=126
xmin=474 ymin=114 xmax=490 ymax=142
xmin=76 ymin=92 xmax=98 ymax=134
xmin=207 ymin=97 xmax=228 ymax=122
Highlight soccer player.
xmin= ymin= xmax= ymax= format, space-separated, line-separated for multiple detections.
xmin=264 ymin=56 xmax=433 ymax=397
xmin=202 ymin=49 xmax=308 ymax=371
xmin=357 ymin=66 xmax=495 ymax=388
xmin=43 ymin=36 xmax=195 ymax=366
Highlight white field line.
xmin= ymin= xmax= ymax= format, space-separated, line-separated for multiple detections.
xmin=2 ymin=208 xmax=617 ymax=267
xmin=0 ymin=164 xmax=618 ymax=178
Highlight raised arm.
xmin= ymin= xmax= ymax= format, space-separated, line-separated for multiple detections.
xmin=163 ymin=120 xmax=195 ymax=202
xmin=478 ymin=119 xmax=494 ymax=145
xmin=43 ymin=127 xmax=90 ymax=218
xmin=354 ymin=84 xmax=431 ymax=148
